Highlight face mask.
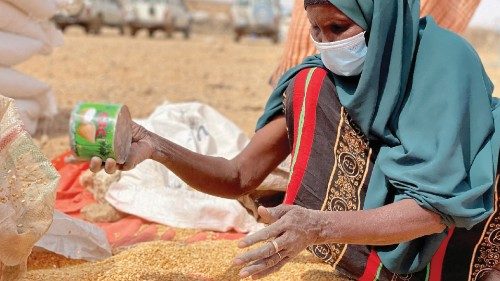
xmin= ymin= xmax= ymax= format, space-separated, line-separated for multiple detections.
xmin=311 ymin=32 xmax=368 ymax=76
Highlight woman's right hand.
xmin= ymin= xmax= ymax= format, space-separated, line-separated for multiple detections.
xmin=89 ymin=121 xmax=156 ymax=174
xmin=88 ymin=116 xmax=289 ymax=198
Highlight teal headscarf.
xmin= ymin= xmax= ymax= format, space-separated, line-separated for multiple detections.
xmin=256 ymin=0 xmax=500 ymax=274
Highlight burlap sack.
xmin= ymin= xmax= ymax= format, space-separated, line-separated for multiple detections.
xmin=0 ymin=96 xmax=59 ymax=280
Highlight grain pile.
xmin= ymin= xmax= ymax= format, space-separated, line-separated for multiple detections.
xmin=27 ymin=251 xmax=86 ymax=270
xmin=79 ymin=169 xmax=124 ymax=223
xmin=24 ymin=240 xmax=348 ymax=281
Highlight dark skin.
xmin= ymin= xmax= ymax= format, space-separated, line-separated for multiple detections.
xmin=91 ymin=4 xmax=445 ymax=280
xmin=308 ymin=4 xmax=364 ymax=43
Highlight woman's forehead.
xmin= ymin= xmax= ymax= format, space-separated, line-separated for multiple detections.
xmin=306 ymin=0 xmax=371 ymax=30
xmin=306 ymin=4 xmax=354 ymax=24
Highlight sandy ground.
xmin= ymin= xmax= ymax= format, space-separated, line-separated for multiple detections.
xmin=18 ymin=27 xmax=500 ymax=159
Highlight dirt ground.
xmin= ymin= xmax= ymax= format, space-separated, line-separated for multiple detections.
xmin=18 ymin=27 xmax=500 ymax=159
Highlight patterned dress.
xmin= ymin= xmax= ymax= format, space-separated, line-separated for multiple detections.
xmin=282 ymin=67 xmax=500 ymax=281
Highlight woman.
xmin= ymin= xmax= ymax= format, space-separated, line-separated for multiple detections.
xmin=92 ymin=0 xmax=500 ymax=280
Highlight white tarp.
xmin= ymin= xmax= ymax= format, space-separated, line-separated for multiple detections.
xmin=106 ymin=102 xmax=266 ymax=233
xmin=35 ymin=211 xmax=112 ymax=262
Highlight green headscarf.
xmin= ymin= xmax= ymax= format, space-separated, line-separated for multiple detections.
xmin=256 ymin=0 xmax=500 ymax=274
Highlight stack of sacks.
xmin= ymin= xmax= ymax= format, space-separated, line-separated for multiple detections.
xmin=0 ymin=0 xmax=64 ymax=135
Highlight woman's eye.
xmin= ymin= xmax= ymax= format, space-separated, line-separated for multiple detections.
xmin=330 ymin=24 xmax=348 ymax=33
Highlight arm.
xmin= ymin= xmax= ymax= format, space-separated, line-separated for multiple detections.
xmin=149 ymin=117 xmax=290 ymax=198
xmin=316 ymin=199 xmax=445 ymax=245
xmin=234 ymin=200 xmax=445 ymax=279
xmin=91 ymin=117 xmax=290 ymax=199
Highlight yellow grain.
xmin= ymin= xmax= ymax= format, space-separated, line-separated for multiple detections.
xmin=24 ymin=240 xmax=348 ymax=281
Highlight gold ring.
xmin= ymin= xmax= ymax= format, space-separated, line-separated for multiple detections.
xmin=271 ymin=240 xmax=279 ymax=253
xmin=277 ymin=252 xmax=283 ymax=260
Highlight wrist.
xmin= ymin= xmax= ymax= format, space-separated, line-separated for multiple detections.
xmin=148 ymin=132 xmax=162 ymax=161
xmin=314 ymin=211 xmax=341 ymax=245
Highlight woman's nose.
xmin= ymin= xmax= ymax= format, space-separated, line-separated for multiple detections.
xmin=314 ymin=30 xmax=337 ymax=43
xmin=320 ymin=31 xmax=337 ymax=43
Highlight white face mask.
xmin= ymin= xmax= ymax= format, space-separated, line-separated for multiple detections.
xmin=311 ymin=32 xmax=368 ymax=76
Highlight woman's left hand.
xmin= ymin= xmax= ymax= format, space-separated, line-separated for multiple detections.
xmin=233 ymin=204 xmax=324 ymax=279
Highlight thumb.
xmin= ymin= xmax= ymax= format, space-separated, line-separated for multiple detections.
xmin=121 ymin=142 xmax=147 ymax=171
xmin=258 ymin=204 xmax=294 ymax=224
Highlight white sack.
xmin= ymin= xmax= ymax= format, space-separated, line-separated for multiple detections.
xmin=3 ymin=0 xmax=59 ymax=21
xmin=14 ymin=99 xmax=41 ymax=135
xmin=35 ymin=211 xmax=112 ymax=262
xmin=40 ymin=22 xmax=64 ymax=49
xmin=0 ymin=2 xmax=63 ymax=55
xmin=0 ymin=32 xmax=44 ymax=66
xmin=106 ymin=102 xmax=264 ymax=233
xmin=0 ymin=67 xmax=58 ymax=118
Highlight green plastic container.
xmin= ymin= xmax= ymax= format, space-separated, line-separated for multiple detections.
xmin=70 ymin=102 xmax=132 ymax=164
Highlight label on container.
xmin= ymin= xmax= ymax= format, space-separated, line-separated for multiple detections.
xmin=70 ymin=102 xmax=121 ymax=160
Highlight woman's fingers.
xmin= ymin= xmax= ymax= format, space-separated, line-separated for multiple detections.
xmin=238 ymin=251 xmax=287 ymax=279
xmin=89 ymin=156 xmax=103 ymax=172
xmin=234 ymin=232 xmax=288 ymax=266
xmin=251 ymin=256 xmax=290 ymax=280
xmin=89 ymin=157 xmax=119 ymax=174
xmin=104 ymin=158 xmax=118 ymax=174
xmin=258 ymin=205 xmax=294 ymax=224
xmin=234 ymin=206 xmax=316 ymax=279
xmin=130 ymin=121 xmax=144 ymax=141
xmin=234 ymin=241 xmax=276 ymax=266
xmin=236 ymin=234 xmax=292 ymax=279
xmin=238 ymin=220 xmax=284 ymax=249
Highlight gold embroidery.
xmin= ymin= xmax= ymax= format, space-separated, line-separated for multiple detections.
xmin=308 ymin=107 xmax=372 ymax=268
xmin=469 ymin=175 xmax=500 ymax=281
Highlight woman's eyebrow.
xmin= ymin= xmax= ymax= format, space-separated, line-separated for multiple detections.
xmin=320 ymin=17 xmax=351 ymax=27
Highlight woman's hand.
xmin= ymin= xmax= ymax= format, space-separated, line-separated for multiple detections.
xmin=89 ymin=121 xmax=155 ymax=174
xmin=233 ymin=200 xmax=447 ymax=280
xmin=233 ymin=205 xmax=324 ymax=279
